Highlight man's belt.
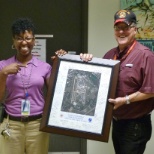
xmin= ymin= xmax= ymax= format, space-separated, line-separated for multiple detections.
xmin=113 ymin=114 xmax=151 ymax=122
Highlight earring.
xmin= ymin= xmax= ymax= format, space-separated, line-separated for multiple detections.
xmin=12 ymin=44 xmax=15 ymax=49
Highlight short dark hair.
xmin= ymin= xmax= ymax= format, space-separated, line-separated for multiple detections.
xmin=11 ymin=18 xmax=35 ymax=37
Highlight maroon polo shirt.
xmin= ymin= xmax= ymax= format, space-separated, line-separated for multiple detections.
xmin=104 ymin=41 xmax=154 ymax=119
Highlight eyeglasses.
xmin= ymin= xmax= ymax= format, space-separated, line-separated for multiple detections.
xmin=14 ymin=37 xmax=34 ymax=43
xmin=114 ymin=25 xmax=135 ymax=31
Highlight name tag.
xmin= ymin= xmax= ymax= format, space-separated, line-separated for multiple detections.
xmin=21 ymin=99 xmax=30 ymax=116
xmin=125 ymin=64 xmax=133 ymax=67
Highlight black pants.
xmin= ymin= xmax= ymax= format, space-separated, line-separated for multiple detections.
xmin=112 ymin=114 xmax=152 ymax=154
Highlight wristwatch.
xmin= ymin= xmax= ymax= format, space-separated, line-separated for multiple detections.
xmin=125 ymin=95 xmax=130 ymax=104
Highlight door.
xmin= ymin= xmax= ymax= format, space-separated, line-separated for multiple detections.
xmin=0 ymin=0 xmax=88 ymax=153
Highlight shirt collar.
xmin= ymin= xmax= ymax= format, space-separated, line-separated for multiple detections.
xmin=14 ymin=55 xmax=38 ymax=67
xmin=115 ymin=40 xmax=135 ymax=60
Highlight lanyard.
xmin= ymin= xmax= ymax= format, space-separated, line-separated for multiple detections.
xmin=113 ymin=40 xmax=136 ymax=60
xmin=19 ymin=59 xmax=34 ymax=99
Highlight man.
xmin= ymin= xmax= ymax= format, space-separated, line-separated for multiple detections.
xmin=80 ymin=9 xmax=154 ymax=154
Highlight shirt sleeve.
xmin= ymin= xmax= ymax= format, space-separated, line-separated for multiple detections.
xmin=139 ymin=52 xmax=154 ymax=93
xmin=45 ymin=64 xmax=52 ymax=79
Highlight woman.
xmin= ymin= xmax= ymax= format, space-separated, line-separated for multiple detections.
xmin=0 ymin=18 xmax=66 ymax=154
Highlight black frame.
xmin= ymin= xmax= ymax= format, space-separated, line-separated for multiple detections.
xmin=40 ymin=54 xmax=120 ymax=142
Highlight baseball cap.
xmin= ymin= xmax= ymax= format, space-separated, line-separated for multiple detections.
xmin=114 ymin=9 xmax=137 ymax=25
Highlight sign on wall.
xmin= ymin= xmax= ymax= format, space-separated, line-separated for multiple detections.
xmin=32 ymin=39 xmax=46 ymax=62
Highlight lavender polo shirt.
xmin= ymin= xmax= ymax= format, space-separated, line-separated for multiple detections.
xmin=0 ymin=56 xmax=51 ymax=116
xmin=104 ymin=41 xmax=154 ymax=119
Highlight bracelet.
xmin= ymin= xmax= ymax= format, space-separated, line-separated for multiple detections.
xmin=125 ymin=95 xmax=130 ymax=104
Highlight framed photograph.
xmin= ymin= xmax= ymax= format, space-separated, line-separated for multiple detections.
xmin=40 ymin=54 xmax=120 ymax=142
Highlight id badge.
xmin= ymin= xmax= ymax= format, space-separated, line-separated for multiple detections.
xmin=21 ymin=99 xmax=30 ymax=116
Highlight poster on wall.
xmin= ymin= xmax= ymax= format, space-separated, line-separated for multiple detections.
xmin=120 ymin=0 xmax=154 ymax=51
xmin=32 ymin=39 xmax=46 ymax=62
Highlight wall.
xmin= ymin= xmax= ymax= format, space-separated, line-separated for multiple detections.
xmin=88 ymin=0 xmax=154 ymax=154
xmin=0 ymin=0 xmax=88 ymax=62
